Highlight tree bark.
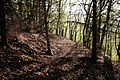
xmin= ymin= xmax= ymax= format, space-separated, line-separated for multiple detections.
xmin=91 ymin=0 xmax=97 ymax=62
xmin=83 ymin=3 xmax=91 ymax=46
xmin=56 ymin=0 xmax=61 ymax=35
xmin=0 ymin=0 xmax=7 ymax=46
xmin=100 ymin=0 xmax=112 ymax=46
xmin=97 ymin=0 xmax=102 ymax=43
xmin=43 ymin=0 xmax=52 ymax=55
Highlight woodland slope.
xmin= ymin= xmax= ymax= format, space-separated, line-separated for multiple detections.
xmin=0 ymin=32 xmax=120 ymax=80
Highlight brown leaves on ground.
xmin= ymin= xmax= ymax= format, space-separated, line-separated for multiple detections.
xmin=0 ymin=32 xmax=120 ymax=80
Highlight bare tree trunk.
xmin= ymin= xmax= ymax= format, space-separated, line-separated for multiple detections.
xmin=56 ymin=0 xmax=61 ymax=35
xmin=74 ymin=26 xmax=77 ymax=42
xmin=115 ymin=21 xmax=120 ymax=59
xmin=69 ymin=0 xmax=73 ymax=40
xmin=97 ymin=0 xmax=102 ymax=43
xmin=83 ymin=3 xmax=91 ymax=46
xmin=100 ymin=0 xmax=112 ymax=46
xmin=86 ymin=27 xmax=92 ymax=49
xmin=43 ymin=0 xmax=52 ymax=55
xmin=109 ymin=32 xmax=112 ymax=59
xmin=64 ymin=25 xmax=68 ymax=37
xmin=61 ymin=29 xmax=64 ymax=36
xmin=91 ymin=0 xmax=97 ymax=62
xmin=117 ymin=43 xmax=120 ymax=59
xmin=0 ymin=0 xmax=7 ymax=46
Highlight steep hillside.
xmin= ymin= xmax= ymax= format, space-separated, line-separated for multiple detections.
xmin=0 ymin=32 xmax=120 ymax=80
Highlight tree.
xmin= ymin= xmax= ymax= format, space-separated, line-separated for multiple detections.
xmin=91 ymin=0 xmax=98 ymax=62
xmin=56 ymin=0 xmax=61 ymax=35
xmin=115 ymin=21 xmax=120 ymax=59
xmin=100 ymin=0 xmax=112 ymax=46
xmin=0 ymin=0 xmax=7 ymax=46
xmin=117 ymin=44 xmax=120 ymax=59
xmin=82 ymin=1 xmax=92 ymax=47
xmin=42 ymin=0 xmax=52 ymax=56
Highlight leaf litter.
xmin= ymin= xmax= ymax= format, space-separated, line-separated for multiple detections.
xmin=0 ymin=32 xmax=120 ymax=80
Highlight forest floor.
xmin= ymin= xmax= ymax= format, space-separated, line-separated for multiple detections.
xmin=0 ymin=32 xmax=120 ymax=80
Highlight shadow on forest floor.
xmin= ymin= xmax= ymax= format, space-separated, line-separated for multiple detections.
xmin=31 ymin=57 xmax=117 ymax=80
xmin=0 ymin=33 xmax=120 ymax=80
xmin=0 ymin=50 xmax=118 ymax=80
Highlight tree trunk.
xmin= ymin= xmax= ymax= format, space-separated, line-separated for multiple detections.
xmin=97 ymin=0 xmax=102 ymax=43
xmin=83 ymin=3 xmax=91 ymax=46
xmin=117 ymin=43 xmax=120 ymax=59
xmin=91 ymin=0 xmax=97 ymax=62
xmin=100 ymin=0 xmax=112 ymax=46
xmin=56 ymin=0 xmax=61 ymax=35
xmin=64 ymin=26 xmax=67 ymax=37
xmin=0 ymin=0 xmax=7 ymax=46
xmin=43 ymin=0 xmax=52 ymax=55
xmin=115 ymin=21 xmax=120 ymax=59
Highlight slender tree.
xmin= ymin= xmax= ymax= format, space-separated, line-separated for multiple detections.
xmin=83 ymin=2 xmax=92 ymax=46
xmin=97 ymin=0 xmax=102 ymax=43
xmin=115 ymin=21 xmax=120 ymax=59
xmin=0 ymin=0 xmax=7 ymax=46
xmin=56 ymin=0 xmax=61 ymax=35
xmin=69 ymin=0 xmax=73 ymax=40
xmin=43 ymin=0 xmax=52 ymax=55
xmin=91 ymin=0 xmax=98 ymax=62
xmin=117 ymin=43 xmax=120 ymax=59
xmin=100 ymin=0 xmax=112 ymax=46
